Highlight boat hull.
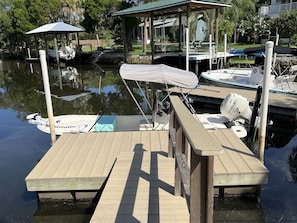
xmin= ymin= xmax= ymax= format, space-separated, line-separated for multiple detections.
xmin=29 ymin=114 xmax=168 ymax=135
xmin=201 ymin=68 xmax=297 ymax=95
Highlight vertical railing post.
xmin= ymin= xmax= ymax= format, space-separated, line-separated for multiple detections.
xmin=168 ymin=109 xmax=175 ymax=158
xmin=190 ymin=148 xmax=202 ymax=222
xmin=169 ymin=96 xmax=220 ymax=223
xmin=206 ymin=156 xmax=214 ymax=223
xmin=175 ymin=117 xmax=183 ymax=196
xmin=190 ymin=150 xmax=215 ymax=223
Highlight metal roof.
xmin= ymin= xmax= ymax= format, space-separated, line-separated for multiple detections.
xmin=113 ymin=0 xmax=230 ymax=17
xmin=26 ymin=22 xmax=84 ymax=35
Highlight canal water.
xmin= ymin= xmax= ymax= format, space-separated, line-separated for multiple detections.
xmin=0 ymin=59 xmax=296 ymax=222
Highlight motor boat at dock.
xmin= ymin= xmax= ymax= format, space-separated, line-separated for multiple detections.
xmin=27 ymin=63 xmax=260 ymax=139
xmin=200 ymin=65 xmax=297 ymax=95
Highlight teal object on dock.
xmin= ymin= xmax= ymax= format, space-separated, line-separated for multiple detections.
xmin=95 ymin=115 xmax=116 ymax=132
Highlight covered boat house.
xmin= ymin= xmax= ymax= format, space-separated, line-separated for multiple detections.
xmin=113 ymin=0 xmax=231 ymax=66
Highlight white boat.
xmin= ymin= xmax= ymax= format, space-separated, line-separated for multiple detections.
xmin=26 ymin=113 xmax=167 ymax=135
xmin=27 ymin=64 xmax=198 ymax=135
xmin=201 ymin=46 xmax=297 ymax=95
xmin=27 ymin=63 xmax=255 ymax=138
xmin=48 ymin=45 xmax=76 ymax=60
xmin=201 ymin=65 xmax=297 ymax=95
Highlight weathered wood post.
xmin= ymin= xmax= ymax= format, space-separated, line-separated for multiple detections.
xmin=169 ymin=96 xmax=223 ymax=223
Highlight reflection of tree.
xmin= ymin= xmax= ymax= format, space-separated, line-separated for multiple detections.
xmin=0 ymin=60 xmax=45 ymax=121
xmin=289 ymin=147 xmax=297 ymax=182
xmin=0 ymin=60 xmax=148 ymax=122
xmin=88 ymin=86 xmax=146 ymax=116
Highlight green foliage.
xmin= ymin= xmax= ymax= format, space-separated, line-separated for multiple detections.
xmin=223 ymin=0 xmax=256 ymax=23
xmin=271 ymin=9 xmax=297 ymax=44
xmin=81 ymin=0 xmax=121 ymax=33
xmin=238 ymin=15 xmax=270 ymax=43
xmin=291 ymin=34 xmax=297 ymax=46
xmin=218 ymin=19 xmax=234 ymax=43
xmin=0 ymin=0 xmax=80 ymax=49
xmin=27 ymin=0 xmax=60 ymax=26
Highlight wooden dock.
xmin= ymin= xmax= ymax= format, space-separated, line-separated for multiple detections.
xmin=25 ymin=95 xmax=269 ymax=221
xmin=25 ymin=131 xmax=168 ymax=193
xmin=25 ymin=129 xmax=268 ymax=193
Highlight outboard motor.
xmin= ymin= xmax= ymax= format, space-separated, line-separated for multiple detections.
xmin=220 ymin=93 xmax=252 ymax=122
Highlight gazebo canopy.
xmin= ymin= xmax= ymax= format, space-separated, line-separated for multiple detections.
xmin=113 ymin=0 xmax=230 ymax=17
xmin=26 ymin=22 xmax=84 ymax=35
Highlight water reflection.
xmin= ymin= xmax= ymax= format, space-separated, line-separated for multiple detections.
xmin=32 ymin=202 xmax=95 ymax=223
xmin=0 ymin=60 xmax=149 ymax=120
xmin=289 ymin=147 xmax=297 ymax=182
xmin=214 ymin=197 xmax=264 ymax=222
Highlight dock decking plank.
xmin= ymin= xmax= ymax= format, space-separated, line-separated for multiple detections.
xmin=90 ymin=151 xmax=189 ymax=223
xmin=213 ymin=129 xmax=269 ymax=186
xmin=77 ymin=133 xmax=106 ymax=177
xmin=52 ymin=134 xmax=92 ymax=178
xmin=89 ymin=132 xmax=120 ymax=177
xmin=26 ymin=135 xmax=76 ymax=179
xmin=26 ymin=129 xmax=268 ymax=192
xmin=220 ymin=130 xmax=265 ymax=174
xmin=115 ymin=131 xmax=131 ymax=152
xmin=213 ymin=130 xmax=253 ymax=174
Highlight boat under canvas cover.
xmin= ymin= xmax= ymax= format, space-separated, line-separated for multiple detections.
xmin=119 ymin=63 xmax=198 ymax=89
xmin=119 ymin=63 xmax=198 ymax=125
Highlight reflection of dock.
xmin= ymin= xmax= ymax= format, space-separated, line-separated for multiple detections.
xmin=26 ymin=96 xmax=269 ymax=221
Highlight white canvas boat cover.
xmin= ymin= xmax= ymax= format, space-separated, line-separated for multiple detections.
xmin=26 ymin=22 xmax=84 ymax=35
xmin=120 ymin=63 xmax=198 ymax=89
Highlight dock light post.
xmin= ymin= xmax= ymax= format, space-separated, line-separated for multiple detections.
xmin=39 ymin=50 xmax=56 ymax=144
xmin=258 ymin=41 xmax=274 ymax=162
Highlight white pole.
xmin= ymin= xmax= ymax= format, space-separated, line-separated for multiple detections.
xmin=54 ymin=37 xmax=62 ymax=90
xmin=39 ymin=50 xmax=56 ymax=144
xmin=27 ymin=48 xmax=33 ymax=73
xmin=272 ymin=33 xmax=279 ymax=68
xmin=209 ymin=34 xmax=212 ymax=70
xmin=224 ymin=34 xmax=227 ymax=66
xmin=186 ymin=27 xmax=190 ymax=71
xmin=258 ymin=41 xmax=274 ymax=162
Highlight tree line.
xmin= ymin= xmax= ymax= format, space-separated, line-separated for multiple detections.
xmin=0 ymin=0 xmax=297 ymax=54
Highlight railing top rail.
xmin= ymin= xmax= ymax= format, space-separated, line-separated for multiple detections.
xmin=170 ymin=95 xmax=223 ymax=156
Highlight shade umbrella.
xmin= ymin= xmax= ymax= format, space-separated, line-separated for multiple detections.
xmin=26 ymin=22 xmax=84 ymax=35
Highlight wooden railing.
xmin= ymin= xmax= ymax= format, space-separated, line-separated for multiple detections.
xmin=168 ymin=96 xmax=223 ymax=223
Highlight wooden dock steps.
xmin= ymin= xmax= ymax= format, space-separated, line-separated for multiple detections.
xmin=90 ymin=151 xmax=189 ymax=223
